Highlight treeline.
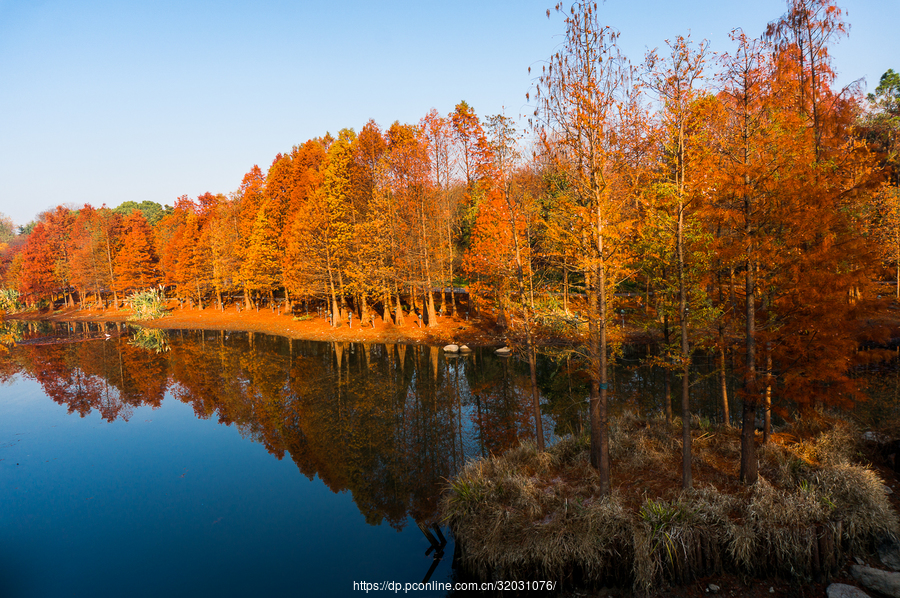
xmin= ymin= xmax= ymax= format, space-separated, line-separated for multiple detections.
xmin=2 ymin=0 xmax=899 ymax=489
xmin=0 ymin=104 xmax=535 ymax=326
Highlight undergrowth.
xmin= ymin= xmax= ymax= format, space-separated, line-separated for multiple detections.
xmin=442 ymin=413 xmax=899 ymax=591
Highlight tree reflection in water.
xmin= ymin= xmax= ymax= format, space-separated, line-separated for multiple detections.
xmin=1 ymin=323 xmax=550 ymax=529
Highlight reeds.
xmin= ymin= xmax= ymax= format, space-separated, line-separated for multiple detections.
xmin=128 ymin=289 xmax=167 ymax=321
xmin=442 ymin=415 xmax=899 ymax=591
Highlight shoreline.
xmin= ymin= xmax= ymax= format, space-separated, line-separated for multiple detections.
xmin=8 ymin=304 xmax=510 ymax=347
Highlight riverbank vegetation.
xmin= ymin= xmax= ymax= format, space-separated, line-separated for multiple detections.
xmin=443 ymin=413 xmax=899 ymax=591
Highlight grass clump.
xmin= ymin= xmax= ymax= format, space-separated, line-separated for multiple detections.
xmin=128 ymin=289 xmax=167 ymax=321
xmin=443 ymin=415 xmax=899 ymax=592
xmin=0 ymin=288 xmax=21 ymax=314
xmin=443 ymin=440 xmax=633 ymax=584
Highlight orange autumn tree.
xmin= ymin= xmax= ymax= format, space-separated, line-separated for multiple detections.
xmin=239 ymin=203 xmax=281 ymax=309
xmin=345 ymin=122 xmax=390 ymax=323
xmin=262 ymin=152 xmax=294 ymax=302
xmin=91 ymin=207 xmax=124 ymax=307
xmin=463 ymin=113 xmax=526 ymax=329
xmin=712 ymin=31 xmax=785 ymax=483
xmin=68 ymin=204 xmax=109 ymax=306
xmin=18 ymin=207 xmax=75 ymax=306
xmin=645 ymin=34 xmax=716 ymax=490
xmin=534 ymin=1 xmax=635 ymax=491
xmin=235 ymin=165 xmax=267 ymax=309
xmin=44 ymin=206 xmax=77 ymax=307
xmin=203 ymin=193 xmax=241 ymax=309
xmin=168 ymin=193 xmax=219 ymax=309
xmin=284 ymin=130 xmax=354 ymax=323
xmin=421 ymin=109 xmax=461 ymax=316
xmin=385 ymin=121 xmax=439 ymax=326
xmin=17 ymin=221 xmax=56 ymax=305
xmin=155 ymin=195 xmax=191 ymax=303
xmin=113 ymin=211 xmax=161 ymax=296
xmin=283 ymin=138 xmax=328 ymax=310
xmin=712 ymin=9 xmax=882 ymax=483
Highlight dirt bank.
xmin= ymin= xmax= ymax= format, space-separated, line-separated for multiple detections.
xmin=9 ymin=303 xmax=508 ymax=347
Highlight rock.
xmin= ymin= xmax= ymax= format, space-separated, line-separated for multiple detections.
xmin=459 ymin=345 xmax=472 ymax=353
xmin=443 ymin=344 xmax=459 ymax=353
xmin=863 ymin=431 xmax=887 ymax=443
xmin=827 ymin=583 xmax=871 ymax=598
xmin=856 ymin=556 xmax=866 ymax=565
xmin=495 ymin=347 xmax=512 ymax=356
xmin=852 ymin=565 xmax=900 ymax=597
xmin=879 ymin=538 xmax=900 ymax=571
xmin=707 ymin=583 xmax=720 ymax=593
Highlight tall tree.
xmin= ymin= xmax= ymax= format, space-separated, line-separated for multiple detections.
xmin=114 ymin=211 xmax=161 ymax=295
xmin=236 ymin=165 xmax=267 ymax=308
xmin=645 ymin=34 xmax=713 ymax=490
xmin=534 ymin=1 xmax=634 ymax=492
xmin=422 ymin=109 xmax=460 ymax=316
xmin=284 ymin=129 xmax=355 ymax=321
xmin=386 ymin=121 xmax=439 ymax=326
xmin=714 ymin=30 xmax=783 ymax=484
xmin=765 ymin=0 xmax=847 ymax=161
xmin=239 ymin=205 xmax=281 ymax=307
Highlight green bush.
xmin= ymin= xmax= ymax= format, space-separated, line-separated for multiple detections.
xmin=0 ymin=288 xmax=20 ymax=313
xmin=128 ymin=289 xmax=166 ymax=321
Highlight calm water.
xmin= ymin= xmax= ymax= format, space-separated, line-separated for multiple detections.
xmin=0 ymin=321 xmax=749 ymax=597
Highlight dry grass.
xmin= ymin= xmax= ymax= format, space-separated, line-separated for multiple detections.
xmin=442 ymin=414 xmax=899 ymax=592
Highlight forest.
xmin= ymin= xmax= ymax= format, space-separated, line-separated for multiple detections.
xmin=2 ymin=0 xmax=900 ymax=491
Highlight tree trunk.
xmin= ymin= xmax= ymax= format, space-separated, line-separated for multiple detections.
xmin=741 ymin=400 xmax=758 ymax=483
xmin=359 ymin=293 xmax=369 ymax=324
xmin=764 ymin=344 xmax=772 ymax=443
xmin=337 ymin=269 xmax=347 ymax=321
xmin=588 ymin=214 xmax=611 ymax=495
xmin=382 ymin=289 xmax=394 ymax=325
xmin=740 ymin=254 xmax=758 ymax=484
xmin=719 ymin=326 xmax=730 ymax=427
xmin=718 ymin=270 xmax=730 ymax=427
xmin=425 ymin=286 xmax=437 ymax=326
xmin=394 ymin=287 xmax=405 ymax=327
xmin=678 ymin=198 xmax=692 ymax=491
xmin=664 ymin=314 xmax=673 ymax=424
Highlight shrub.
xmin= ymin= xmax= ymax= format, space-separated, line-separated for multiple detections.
xmin=0 ymin=288 xmax=20 ymax=313
xmin=128 ymin=289 xmax=167 ymax=321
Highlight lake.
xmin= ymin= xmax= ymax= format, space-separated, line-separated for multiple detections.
xmin=0 ymin=320 xmax=749 ymax=597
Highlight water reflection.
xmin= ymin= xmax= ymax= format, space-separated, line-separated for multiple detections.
xmin=0 ymin=320 xmax=761 ymax=531
xmin=2 ymin=324 xmax=552 ymax=529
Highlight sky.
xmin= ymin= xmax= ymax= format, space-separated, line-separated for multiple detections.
xmin=1 ymin=0 xmax=897 ymax=228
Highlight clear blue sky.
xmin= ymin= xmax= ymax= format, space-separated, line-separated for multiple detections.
xmin=1 ymin=0 xmax=897 ymax=227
